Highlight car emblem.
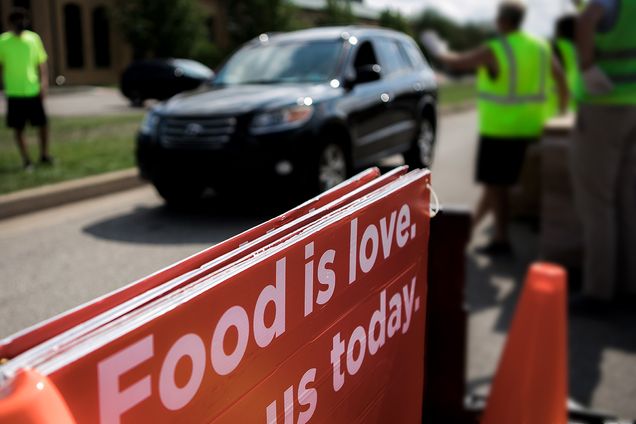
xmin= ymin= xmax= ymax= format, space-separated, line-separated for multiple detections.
xmin=185 ymin=123 xmax=204 ymax=136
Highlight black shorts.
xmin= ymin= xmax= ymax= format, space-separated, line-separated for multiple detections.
xmin=6 ymin=96 xmax=47 ymax=129
xmin=476 ymin=136 xmax=536 ymax=185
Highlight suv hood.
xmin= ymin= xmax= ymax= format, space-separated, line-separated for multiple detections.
xmin=160 ymin=83 xmax=336 ymax=116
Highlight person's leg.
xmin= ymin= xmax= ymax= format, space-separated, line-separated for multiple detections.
xmin=473 ymin=186 xmax=494 ymax=231
xmin=492 ymin=185 xmax=510 ymax=243
xmin=32 ymin=96 xmax=52 ymax=163
xmin=13 ymin=128 xmax=31 ymax=166
xmin=7 ymin=97 xmax=30 ymax=167
xmin=38 ymin=125 xmax=51 ymax=161
xmin=474 ymin=185 xmax=512 ymax=254
xmin=570 ymin=104 xmax=622 ymax=300
xmin=473 ymin=136 xmax=498 ymax=232
xmin=479 ymin=137 xmax=528 ymax=250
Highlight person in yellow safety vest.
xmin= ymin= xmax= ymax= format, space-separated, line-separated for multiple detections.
xmin=547 ymin=15 xmax=581 ymax=117
xmin=422 ymin=0 xmax=569 ymax=255
xmin=569 ymin=0 xmax=636 ymax=312
xmin=0 ymin=8 xmax=51 ymax=171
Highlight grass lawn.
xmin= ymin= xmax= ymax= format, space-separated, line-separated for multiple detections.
xmin=0 ymin=114 xmax=143 ymax=195
xmin=439 ymin=80 xmax=476 ymax=106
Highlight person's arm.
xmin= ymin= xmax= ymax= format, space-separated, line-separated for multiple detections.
xmin=39 ymin=61 xmax=48 ymax=98
xmin=421 ymin=31 xmax=497 ymax=77
xmin=577 ymin=3 xmax=606 ymax=69
xmin=0 ymin=45 xmax=4 ymax=94
xmin=576 ymin=2 xmax=616 ymax=94
xmin=34 ymin=34 xmax=49 ymax=98
xmin=551 ymin=54 xmax=569 ymax=113
xmin=438 ymin=45 xmax=498 ymax=77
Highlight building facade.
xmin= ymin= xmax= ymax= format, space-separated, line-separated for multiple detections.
xmin=2 ymin=0 xmax=129 ymax=85
xmin=6 ymin=0 xmax=376 ymax=86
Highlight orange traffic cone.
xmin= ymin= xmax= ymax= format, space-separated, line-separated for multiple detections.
xmin=0 ymin=368 xmax=76 ymax=423
xmin=481 ymin=262 xmax=568 ymax=424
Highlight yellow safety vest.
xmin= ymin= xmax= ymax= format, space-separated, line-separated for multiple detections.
xmin=546 ymin=38 xmax=580 ymax=117
xmin=477 ymin=32 xmax=550 ymax=137
xmin=580 ymin=0 xmax=636 ymax=105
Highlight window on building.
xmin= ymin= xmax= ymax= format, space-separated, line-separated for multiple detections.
xmin=64 ymin=3 xmax=84 ymax=68
xmin=92 ymin=6 xmax=111 ymax=68
xmin=12 ymin=0 xmax=30 ymax=8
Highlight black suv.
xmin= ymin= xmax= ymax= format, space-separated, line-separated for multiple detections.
xmin=136 ymin=26 xmax=437 ymax=204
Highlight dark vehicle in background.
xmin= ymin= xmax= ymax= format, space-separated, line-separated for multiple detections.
xmin=136 ymin=27 xmax=438 ymax=204
xmin=120 ymin=59 xmax=214 ymax=106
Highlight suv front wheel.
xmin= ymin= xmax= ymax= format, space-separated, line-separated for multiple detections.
xmin=302 ymin=142 xmax=350 ymax=196
xmin=154 ymin=180 xmax=204 ymax=206
xmin=404 ymin=116 xmax=436 ymax=169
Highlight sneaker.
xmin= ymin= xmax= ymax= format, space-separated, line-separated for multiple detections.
xmin=40 ymin=155 xmax=55 ymax=166
xmin=475 ymin=241 xmax=513 ymax=256
xmin=23 ymin=160 xmax=34 ymax=173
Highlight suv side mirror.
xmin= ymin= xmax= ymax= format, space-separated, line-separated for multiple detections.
xmin=346 ymin=64 xmax=381 ymax=89
xmin=206 ymin=72 xmax=217 ymax=86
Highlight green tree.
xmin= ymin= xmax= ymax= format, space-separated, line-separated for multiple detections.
xmin=320 ymin=0 xmax=357 ymax=26
xmin=226 ymin=0 xmax=301 ymax=46
xmin=379 ymin=9 xmax=412 ymax=35
xmin=113 ymin=0 xmax=208 ymax=60
xmin=413 ymin=9 xmax=494 ymax=51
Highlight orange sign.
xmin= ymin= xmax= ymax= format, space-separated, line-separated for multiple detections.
xmin=1 ymin=169 xmax=431 ymax=424
xmin=0 ymin=169 xmax=384 ymax=359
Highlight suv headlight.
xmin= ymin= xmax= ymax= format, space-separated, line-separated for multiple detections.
xmin=250 ymin=105 xmax=314 ymax=135
xmin=139 ymin=111 xmax=160 ymax=136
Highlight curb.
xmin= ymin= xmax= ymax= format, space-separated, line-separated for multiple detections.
xmin=439 ymin=101 xmax=475 ymax=116
xmin=0 ymin=169 xmax=146 ymax=221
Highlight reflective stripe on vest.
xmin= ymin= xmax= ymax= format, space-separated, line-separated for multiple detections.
xmin=597 ymin=48 xmax=636 ymax=83
xmin=477 ymin=37 xmax=548 ymax=104
xmin=596 ymin=48 xmax=636 ymax=60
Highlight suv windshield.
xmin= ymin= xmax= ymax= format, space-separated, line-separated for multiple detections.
xmin=216 ymin=39 xmax=344 ymax=85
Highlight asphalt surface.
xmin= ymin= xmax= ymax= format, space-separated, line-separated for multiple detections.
xmin=0 ymin=87 xmax=140 ymax=116
xmin=1 ymin=110 xmax=635 ymax=418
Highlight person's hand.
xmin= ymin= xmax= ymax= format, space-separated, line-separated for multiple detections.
xmin=39 ymin=84 xmax=48 ymax=99
xmin=582 ymin=66 xmax=614 ymax=95
xmin=420 ymin=31 xmax=449 ymax=58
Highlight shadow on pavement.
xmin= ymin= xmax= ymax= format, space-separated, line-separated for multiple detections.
xmin=467 ymin=222 xmax=539 ymax=329
xmin=465 ymin=221 xmax=636 ymax=418
xmin=568 ymin=304 xmax=636 ymax=411
xmin=83 ymin=163 xmax=403 ymax=246
xmin=465 ymin=222 xmax=538 ymax=398
xmin=82 ymin=194 xmax=282 ymax=245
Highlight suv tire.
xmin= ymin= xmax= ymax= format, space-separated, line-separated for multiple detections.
xmin=130 ymin=90 xmax=144 ymax=108
xmin=154 ymin=180 xmax=204 ymax=206
xmin=404 ymin=116 xmax=436 ymax=169
xmin=303 ymin=141 xmax=350 ymax=196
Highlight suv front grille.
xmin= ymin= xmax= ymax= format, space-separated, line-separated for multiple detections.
xmin=159 ymin=117 xmax=237 ymax=149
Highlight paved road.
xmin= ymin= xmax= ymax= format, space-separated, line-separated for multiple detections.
xmin=1 ymin=110 xmax=635 ymax=418
xmin=0 ymin=87 xmax=142 ymax=117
